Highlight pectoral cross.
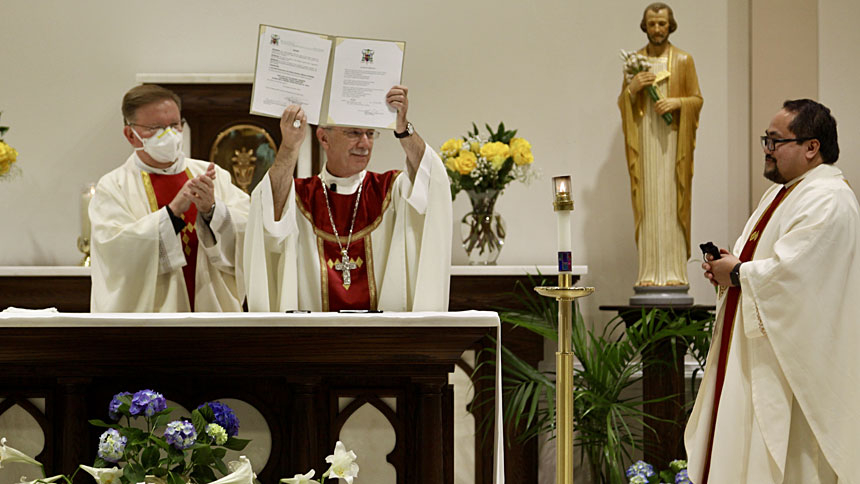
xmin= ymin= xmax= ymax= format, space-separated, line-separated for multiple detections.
xmin=334 ymin=249 xmax=357 ymax=289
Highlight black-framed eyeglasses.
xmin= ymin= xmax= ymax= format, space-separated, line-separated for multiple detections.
xmin=760 ymin=135 xmax=813 ymax=151
xmin=127 ymin=118 xmax=187 ymax=134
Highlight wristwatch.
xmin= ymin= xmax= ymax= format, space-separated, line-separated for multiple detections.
xmin=730 ymin=262 xmax=742 ymax=287
xmin=394 ymin=122 xmax=414 ymax=139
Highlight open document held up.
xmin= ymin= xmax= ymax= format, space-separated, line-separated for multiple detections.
xmin=251 ymin=24 xmax=405 ymax=129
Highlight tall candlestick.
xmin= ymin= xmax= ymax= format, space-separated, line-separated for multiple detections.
xmin=553 ymin=175 xmax=574 ymax=273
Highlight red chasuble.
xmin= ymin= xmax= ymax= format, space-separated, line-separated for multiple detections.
xmin=140 ymin=170 xmax=199 ymax=310
xmin=700 ymin=180 xmax=800 ymax=484
xmin=294 ymin=171 xmax=400 ymax=311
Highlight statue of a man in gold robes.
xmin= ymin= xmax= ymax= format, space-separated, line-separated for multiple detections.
xmin=619 ymin=2 xmax=703 ymax=303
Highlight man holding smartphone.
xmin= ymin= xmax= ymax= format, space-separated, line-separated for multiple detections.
xmin=686 ymin=99 xmax=860 ymax=483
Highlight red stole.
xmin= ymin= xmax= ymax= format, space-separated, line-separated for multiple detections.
xmin=700 ymin=181 xmax=801 ymax=483
xmin=295 ymin=171 xmax=399 ymax=311
xmin=140 ymin=169 xmax=198 ymax=310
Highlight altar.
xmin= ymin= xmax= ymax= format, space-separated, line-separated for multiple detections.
xmin=0 ymin=311 xmax=500 ymax=484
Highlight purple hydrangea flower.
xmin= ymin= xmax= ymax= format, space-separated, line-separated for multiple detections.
xmin=675 ymin=469 xmax=691 ymax=484
xmin=626 ymin=460 xmax=655 ymax=479
xmin=164 ymin=420 xmax=197 ymax=450
xmin=130 ymin=389 xmax=166 ymax=417
xmin=97 ymin=428 xmax=127 ymax=463
xmin=200 ymin=401 xmax=239 ymax=437
xmin=108 ymin=391 xmax=132 ymax=421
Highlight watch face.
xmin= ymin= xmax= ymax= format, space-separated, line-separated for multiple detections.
xmin=407 ymin=122 xmax=414 ymax=134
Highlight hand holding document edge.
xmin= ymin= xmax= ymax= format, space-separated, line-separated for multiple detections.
xmin=251 ymin=24 xmax=405 ymax=130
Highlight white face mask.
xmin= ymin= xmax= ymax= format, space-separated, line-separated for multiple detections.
xmin=132 ymin=126 xmax=183 ymax=164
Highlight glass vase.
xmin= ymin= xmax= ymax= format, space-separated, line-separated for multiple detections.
xmin=460 ymin=189 xmax=506 ymax=265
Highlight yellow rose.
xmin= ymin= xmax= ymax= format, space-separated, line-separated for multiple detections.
xmin=446 ymin=151 xmax=477 ymax=175
xmin=510 ymin=137 xmax=531 ymax=152
xmin=0 ymin=141 xmax=18 ymax=177
xmin=510 ymin=137 xmax=534 ymax=166
xmin=469 ymin=140 xmax=481 ymax=154
xmin=480 ymin=142 xmax=510 ymax=169
xmin=441 ymin=138 xmax=464 ymax=157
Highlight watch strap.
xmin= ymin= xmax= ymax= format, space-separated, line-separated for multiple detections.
xmin=394 ymin=122 xmax=413 ymax=139
xmin=730 ymin=262 xmax=742 ymax=287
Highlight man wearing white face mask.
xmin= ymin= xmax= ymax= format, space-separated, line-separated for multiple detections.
xmin=89 ymin=85 xmax=250 ymax=312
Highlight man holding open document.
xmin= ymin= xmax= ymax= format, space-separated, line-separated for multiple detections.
xmin=243 ymin=84 xmax=452 ymax=312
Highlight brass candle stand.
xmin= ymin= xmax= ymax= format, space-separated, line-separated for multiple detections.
xmin=536 ymin=175 xmax=595 ymax=484
xmin=77 ymin=235 xmax=91 ymax=267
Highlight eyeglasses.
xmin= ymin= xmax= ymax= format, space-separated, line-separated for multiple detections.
xmin=760 ymin=135 xmax=813 ymax=151
xmin=331 ymin=128 xmax=380 ymax=140
xmin=127 ymin=118 xmax=186 ymax=135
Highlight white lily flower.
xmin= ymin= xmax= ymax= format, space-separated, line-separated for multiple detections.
xmin=1 ymin=438 xmax=42 ymax=468
xmin=323 ymin=441 xmax=359 ymax=484
xmin=17 ymin=475 xmax=63 ymax=484
xmin=209 ymin=455 xmax=256 ymax=484
xmin=79 ymin=464 xmax=123 ymax=484
xmin=279 ymin=469 xmax=320 ymax=484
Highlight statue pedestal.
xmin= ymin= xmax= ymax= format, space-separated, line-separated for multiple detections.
xmin=630 ymin=284 xmax=693 ymax=306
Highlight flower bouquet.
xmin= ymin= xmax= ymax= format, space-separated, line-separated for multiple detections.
xmin=440 ymin=122 xmax=537 ymax=264
xmin=85 ymin=389 xmax=251 ymax=484
xmin=626 ymin=459 xmax=690 ymax=484
xmin=0 ymin=389 xmax=253 ymax=484
xmin=0 ymin=111 xmax=20 ymax=179
xmin=619 ymin=49 xmax=673 ymax=125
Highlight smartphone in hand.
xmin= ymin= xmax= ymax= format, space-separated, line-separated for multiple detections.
xmin=699 ymin=241 xmax=721 ymax=261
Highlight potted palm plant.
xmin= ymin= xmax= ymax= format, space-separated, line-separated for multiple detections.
xmin=471 ymin=276 xmax=713 ymax=483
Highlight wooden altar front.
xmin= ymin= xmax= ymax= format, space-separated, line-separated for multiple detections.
xmin=0 ymin=312 xmax=498 ymax=484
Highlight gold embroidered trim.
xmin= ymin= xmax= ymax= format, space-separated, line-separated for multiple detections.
xmin=318 ymin=236 xmax=329 ymax=312
xmin=140 ymin=172 xmax=158 ymax=212
xmin=365 ymin=235 xmax=377 ymax=310
xmin=753 ymin=298 xmax=767 ymax=336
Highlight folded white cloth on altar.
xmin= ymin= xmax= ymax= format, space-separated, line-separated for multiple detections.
xmin=2 ymin=306 xmax=59 ymax=313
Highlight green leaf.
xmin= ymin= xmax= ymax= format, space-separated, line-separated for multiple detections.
xmin=191 ymin=445 xmax=214 ymax=466
xmin=191 ymin=409 xmax=208 ymax=435
xmin=214 ymin=456 xmax=229 ymax=475
xmin=93 ymin=457 xmax=109 ymax=468
xmin=123 ymin=463 xmax=145 ymax=484
xmin=152 ymin=413 xmax=171 ymax=431
xmin=197 ymin=404 xmax=215 ymax=422
xmin=212 ymin=447 xmax=227 ymax=459
xmin=222 ymin=436 xmax=250 ymax=451
xmin=141 ymin=445 xmax=161 ymax=469
xmin=167 ymin=445 xmax=185 ymax=465
xmin=190 ymin=465 xmax=216 ymax=483
xmin=88 ymin=419 xmax=121 ymax=429
xmin=121 ymin=428 xmax=147 ymax=445
xmin=149 ymin=434 xmax=169 ymax=450
xmin=167 ymin=471 xmax=187 ymax=484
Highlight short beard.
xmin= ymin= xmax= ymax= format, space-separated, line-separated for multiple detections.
xmin=764 ymin=157 xmax=787 ymax=184
xmin=648 ymin=33 xmax=668 ymax=46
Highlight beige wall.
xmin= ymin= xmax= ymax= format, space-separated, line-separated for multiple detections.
xmin=750 ymin=0 xmax=819 ymax=206
xmin=820 ymin=0 xmax=860 ymax=188
xmin=0 ymin=1 xmax=750 ymax=322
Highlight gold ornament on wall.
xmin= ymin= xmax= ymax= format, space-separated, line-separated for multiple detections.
xmin=209 ymin=124 xmax=277 ymax=194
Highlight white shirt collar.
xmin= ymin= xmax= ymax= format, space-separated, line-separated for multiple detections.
xmin=319 ymin=167 xmax=366 ymax=194
xmin=134 ymin=151 xmax=186 ymax=175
